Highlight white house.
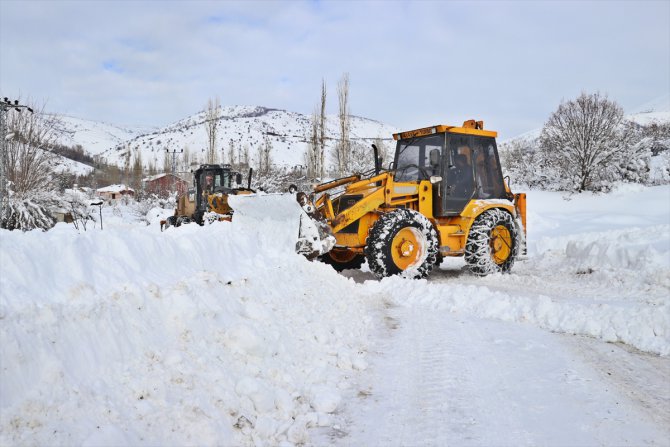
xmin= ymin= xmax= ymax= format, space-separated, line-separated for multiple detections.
xmin=96 ymin=184 xmax=135 ymax=203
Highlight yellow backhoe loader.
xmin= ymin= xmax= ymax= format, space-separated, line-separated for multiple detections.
xmin=298 ymin=120 xmax=526 ymax=278
xmin=161 ymin=164 xmax=254 ymax=230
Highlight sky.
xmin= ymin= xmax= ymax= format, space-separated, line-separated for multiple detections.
xmin=1 ymin=0 xmax=668 ymax=139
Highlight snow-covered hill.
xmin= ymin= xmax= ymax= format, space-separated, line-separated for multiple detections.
xmin=51 ymin=95 xmax=669 ymax=176
xmin=52 ymin=153 xmax=94 ymax=176
xmin=626 ymin=93 xmax=670 ymax=126
xmin=96 ymin=105 xmax=398 ymax=171
xmin=54 ymin=115 xmax=151 ymax=156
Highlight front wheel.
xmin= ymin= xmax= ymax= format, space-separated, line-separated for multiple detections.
xmin=465 ymin=208 xmax=519 ymax=276
xmin=365 ymin=209 xmax=439 ymax=279
xmin=319 ymin=249 xmax=365 ymax=272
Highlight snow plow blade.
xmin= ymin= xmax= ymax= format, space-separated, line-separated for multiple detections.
xmin=227 ymin=193 xmax=335 ymax=260
xmin=295 ymin=192 xmax=336 ymax=260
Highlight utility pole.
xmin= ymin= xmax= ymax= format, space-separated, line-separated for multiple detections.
xmin=165 ymin=147 xmax=183 ymax=194
xmin=1 ymin=97 xmax=33 ymax=224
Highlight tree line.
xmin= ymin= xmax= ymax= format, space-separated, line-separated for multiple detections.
xmin=3 ymin=90 xmax=666 ymax=231
xmin=501 ymin=92 xmax=670 ymax=192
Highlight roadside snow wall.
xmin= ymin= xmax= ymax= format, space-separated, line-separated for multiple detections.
xmin=0 ymin=194 xmax=371 ymax=446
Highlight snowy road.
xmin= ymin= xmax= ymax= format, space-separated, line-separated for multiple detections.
xmin=319 ymin=301 xmax=669 ymax=446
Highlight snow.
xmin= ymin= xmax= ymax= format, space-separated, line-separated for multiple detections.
xmin=96 ymin=184 xmax=134 ymax=193
xmin=0 ymin=195 xmax=371 ymax=446
xmin=55 ymin=115 xmax=150 ymax=156
xmin=1 ymin=185 xmax=669 ymax=445
xmin=626 ymin=94 xmax=670 ymax=125
xmin=61 ymin=105 xmax=398 ymax=171
xmin=332 ymin=310 xmax=669 ymax=446
xmin=51 ymin=153 xmax=95 ymax=176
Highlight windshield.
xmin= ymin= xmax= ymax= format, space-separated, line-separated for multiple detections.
xmin=201 ymin=170 xmax=231 ymax=193
xmin=394 ymin=133 xmax=445 ymax=182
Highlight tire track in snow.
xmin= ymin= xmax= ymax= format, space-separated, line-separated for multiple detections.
xmin=332 ymin=302 xmax=668 ymax=446
xmin=336 ymin=305 xmax=533 ymax=446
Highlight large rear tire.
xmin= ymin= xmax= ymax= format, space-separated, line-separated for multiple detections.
xmin=319 ymin=249 xmax=365 ymax=272
xmin=465 ymin=208 xmax=519 ymax=276
xmin=365 ymin=209 xmax=439 ymax=279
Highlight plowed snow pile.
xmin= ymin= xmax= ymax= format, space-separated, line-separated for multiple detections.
xmin=369 ymin=184 xmax=670 ymax=355
xmin=0 ymin=194 xmax=372 ymax=446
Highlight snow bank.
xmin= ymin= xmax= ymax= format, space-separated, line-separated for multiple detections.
xmin=0 ymin=195 xmax=372 ymax=446
xmin=2 ymin=185 xmax=669 ymax=444
xmin=369 ymin=276 xmax=669 ymax=356
xmin=370 ymin=186 xmax=670 ymax=356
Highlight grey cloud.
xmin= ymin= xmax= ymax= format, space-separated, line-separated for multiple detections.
xmin=1 ymin=0 xmax=668 ymax=138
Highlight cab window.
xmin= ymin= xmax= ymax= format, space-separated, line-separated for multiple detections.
xmin=471 ymin=137 xmax=505 ymax=198
xmin=394 ymin=134 xmax=445 ymax=182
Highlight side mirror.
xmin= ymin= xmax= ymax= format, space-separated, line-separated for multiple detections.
xmin=236 ymin=173 xmax=242 ymax=184
xmin=430 ymin=176 xmax=442 ymax=184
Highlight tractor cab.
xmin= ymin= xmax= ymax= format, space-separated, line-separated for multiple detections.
xmin=192 ymin=164 xmax=245 ymax=224
xmin=392 ymin=120 xmax=508 ymax=216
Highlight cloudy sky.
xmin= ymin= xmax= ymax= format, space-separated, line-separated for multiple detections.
xmin=1 ymin=0 xmax=668 ymax=138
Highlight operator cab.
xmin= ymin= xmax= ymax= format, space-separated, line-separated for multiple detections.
xmin=392 ymin=121 xmax=507 ymax=216
xmin=192 ymin=164 xmax=234 ymax=222
xmin=199 ymin=166 xmax=233 ymax=194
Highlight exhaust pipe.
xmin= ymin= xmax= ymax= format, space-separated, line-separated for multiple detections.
xmin=372 ymin=144 xmax=381 ymax=175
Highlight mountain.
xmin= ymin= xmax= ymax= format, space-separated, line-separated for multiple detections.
xmin=54 ymin=106 xmax=398 ymax=172
xmin=625 ymin=94 xmax=670 ymax=126
xmin=53 ymin=115 xmax=152 ymax=156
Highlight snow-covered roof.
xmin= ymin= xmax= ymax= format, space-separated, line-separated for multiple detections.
xmin=142 ymin=173 xmax=188 ymax=183
xmin=96 ymin=184 xmax=134 ymax=193
xmin=142 ymin=173 xmax=168 ymax=182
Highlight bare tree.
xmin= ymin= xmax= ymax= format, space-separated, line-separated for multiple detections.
xmin=123 ymin=146 xmax=132 ymax=187
xmin=540 ymin=92 xmax=634 ymax=191
xmin=319 ymin=79 xmax=327 ymax=178
xmin=500 ymin=138 xmax=553 ymax=189
xmin=181 ymin=145 xmax=190 ymax=172
xmin=241 ymin=144 xmax=250 ymax=169
xmin=349 ymin=141 xmax=374 ymax=174
xmin=204 ymin=97 xmax=221 ymax=164
xmin=162 ymin=148 xmax=171 ymax=173
xmin=2 ymin=100 xmax=64 ymax=230
xmin=336 ymin=73 xmax=351 ymax=175
xmin=305 ymin=106 xmax=320 ymax=179
xmin=256 ymin=136 xmax=273 ymax=175
xmin=228 ymin=139 xmax=236 ymax=167
xmin=131 ymin=147 xmax=143 ymax=194
xmin=3 ymin=102 xmax=62 ymax=196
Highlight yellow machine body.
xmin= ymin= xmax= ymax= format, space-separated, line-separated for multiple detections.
xmin=312 ymin=121 xmax=527 ymax=265
xmin=317 ymin=174 xmax=526 ymax=258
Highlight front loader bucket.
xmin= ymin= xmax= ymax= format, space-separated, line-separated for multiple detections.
xmin=227 ymin=193 xmax=335 ymax=260
xmin=295 ymin=192 xmax=335 ymax=259
xmin=296 ymin=211 xmax=336 ymax=260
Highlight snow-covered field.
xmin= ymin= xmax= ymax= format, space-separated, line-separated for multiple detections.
xmin=1 ymin=185 xmax=669 ymax=445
